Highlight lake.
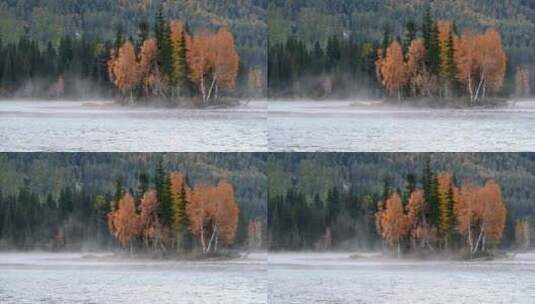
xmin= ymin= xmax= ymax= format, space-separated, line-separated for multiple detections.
xmin=0 ymin=252 xmax=267 ymax=304
xmin=0 ymin=100 xmax=267 ymax=152
xmin=268 ymin=252 xmax=535 ymax=304
xmin=268 ymin=100 xmax=535 ymax=152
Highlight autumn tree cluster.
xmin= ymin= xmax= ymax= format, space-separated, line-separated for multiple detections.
xmin=376 ymin=163 xmax=507 ymax=258
xmin=108 ymin=8 xmax=239 ymax=105
xmin=107 ymin=164 xmax=240 ymax=256
xmin=376 ymin=8 xmax=508 ymax=104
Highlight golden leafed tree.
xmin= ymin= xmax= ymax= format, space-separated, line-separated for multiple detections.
xmin=478 ymin=29 xmax=507 ymax=97
xmin=405 ymin=189 xmax=432 ymax=249
xmin=188 ymin=30 xmax=213 ymax=104
xmin=515 ymin=219 xmax=530 ymax=250
xmin=187 ymin=183 xmax=215 ymax=254
xmin=479 ymin=180 xmax=506 ymax=247
xmin=456 ymin=180 xmax=506 ymax=256
xmin=211 ymin=180 xmax=240 ymax=247
xmin=406 ymin=38 xmax=433 ymax=97
xmin=188 ymin=28 xmax=239 ymax=104
xmin=455 ymin=30 xmax=479 ymax=103
xmin=377 ymin=40 xmax=407 ymax=101
xmin=378 ymin=193 xmax=409 ymax=256
xmin=455 ymin=29 xmax=506 ymax=104
xmin=108 ymin=40 xmax=141 ymax=103
xmin=139 ymin=190 xmax=161 ymax=250
xmin=138 ymin=38 xmax=161 ymax=97
xmin=211 ymin=28 xmax=239 ymax=97
xmin=108 ymin=192 xmax=141 ymax=254
xmin=186 ymin=180 xmax=239 ymax=254
xmin=515 ymin=67 xmax=531 ymax=98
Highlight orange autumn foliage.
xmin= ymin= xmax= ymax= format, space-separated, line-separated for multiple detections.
xmin=187 ymin=28 xmax=239 ymax=103
xmin=139 ymin=190 xmax=162 ymax=249
xmin=108 ymin=192 xmax=141 ymax=253
xmin=377 ymin=40 xmax=408 ymax=101
xmin=138 ymin=38 xmax=161 ymax=97
xmin=455 ymin=28 xmax=506 ymax=103
xmin=187 ymin=180 xmax=239 ymax=254
xmin=108 ymin=40 xmax=140 ymax=102
xmin=377 ymin=193 xmax=409 ymax=255
xmin=456 ymin=179 xmax=506 ymax=255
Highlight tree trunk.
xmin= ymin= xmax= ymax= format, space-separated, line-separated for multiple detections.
xmin=468 ymin=75 xmax=474 ymax=104
xmin=206 ymin=76 xmax=217 ymax=104
xmin=200 ymin=74 xmax=206 ymax=105
xmin=473 ymin=227 xmax=484 ymax=256
xmin=206 ymin=226 xmax=217 ymax=254
xmin=200 ymin=226 xmax=206 ymax=254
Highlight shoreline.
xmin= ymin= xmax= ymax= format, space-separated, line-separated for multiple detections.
xmin=0 ymin=97 xmax=257 ymax=110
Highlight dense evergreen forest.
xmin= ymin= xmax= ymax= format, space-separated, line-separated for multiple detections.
xmin=268 ymin=153 xmax=535 ymax=256
xmin=0 ymin=153 xmax=266 ymax=254
xmin=268 ymin=0 xmax=535 ymax=100
xmin=0 ymin=0 xmax=266 ymax=100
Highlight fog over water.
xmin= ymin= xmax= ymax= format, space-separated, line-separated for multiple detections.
xmin=268 ymin=100 xmax=535 ymax=152
xmin=0 ymin=252 xmax=267 ymax=304
xmin=0 ymin=100 xmax=267 ymax=152
xmin=268 ymin=252 xmax=535 ymax=304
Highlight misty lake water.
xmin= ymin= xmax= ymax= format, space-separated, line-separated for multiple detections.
xmin=0 ymin=100 xmax=267 ymax=152
xmin=269 ymin=252 xmax=535 ymax=304
xmin=269 ymin=100 xmax=535 ymax=151
xmin=0 ymin=252 xmax=267 ymax=304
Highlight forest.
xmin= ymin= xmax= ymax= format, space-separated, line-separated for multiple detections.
xmin=268 ymin=1 xmax=534 ymax=102
xmin=0 ymin=0 xmax=266 ymax=102
xmin=268 ymin=153 xmax=534 ymax=258
xmin=0 ymin=153 xmax=266 ymax=256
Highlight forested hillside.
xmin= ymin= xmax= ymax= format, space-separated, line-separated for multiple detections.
xmin=0 ymin=0 xmax=266 ymax=67
xmin=0 ymin=0 xmax=266 ymax=99
xmin=269 ymin=0 xmax=535 ymax=98
xmin=268 ymin=153 xmax=535 ymax=251
xmin=0 ymin=153 xmax=266 ymax=251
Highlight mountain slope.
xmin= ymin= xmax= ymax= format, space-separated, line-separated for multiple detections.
xmin=0 ymin=0 xmax=267 ymax=67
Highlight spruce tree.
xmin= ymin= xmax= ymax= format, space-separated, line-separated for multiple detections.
xmin=403 ymin=21 xmax=417 ymax=54
xmin=422 ymin=6 xmax=433 ymax=50
xmin=430 ymin=174 xmax=440 ymax=228
xmin=172 ymin=181 xmax=190 ymax=249
xmin=428 ymin=23 xmax=441 ymax=75
xmin=155 ymin=5 xmax=173 ymax=84
xmin=113 ymin=180 xmax=123 ymax=210
xmin=381 ymin=24 xmax=392 ymax=51
xmin=154 ymin=159 xmax=172 ymax=226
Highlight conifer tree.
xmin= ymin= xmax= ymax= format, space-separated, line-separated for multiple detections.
xmin=403 ymin=21 xmax=417 ymax=54
xmin=154 ymin=4 xmax=173 ymax=84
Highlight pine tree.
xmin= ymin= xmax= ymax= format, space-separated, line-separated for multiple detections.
xmin=403 ymin=21 xmax=417 ymax=54
xmin=172 ymin=181 xmax=190 ymax=249
xmin=154 ymin=159 xmax=172 ymax=226
xmin=137 ymin=172 xmax=149 ymax=199
xmin=137 ymin=20 xmax=149 ymax=50
xmin=160 ymin=174 xmax=173 ymax=227
xmin=428 ymin=23 xmax=441 ymax=75
xmin=154 ymin=4 xmax=173 ymax=84
xmin=421 ymin=7 xmax=440 ymax=75
xmin=114 ymin=26 xmax=124 ymax=52
xmin=440 ymin=182 xmax=456 ymax=247
xmin=430 ymin=174 xmax=440 ymax=228
xmin=113 ymin=180 xmax=123 ymax=210
xmin=422 ymin=6 xmax=433 ymax=50
xmin=382 ymin=24 xmax=392 ymax=52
